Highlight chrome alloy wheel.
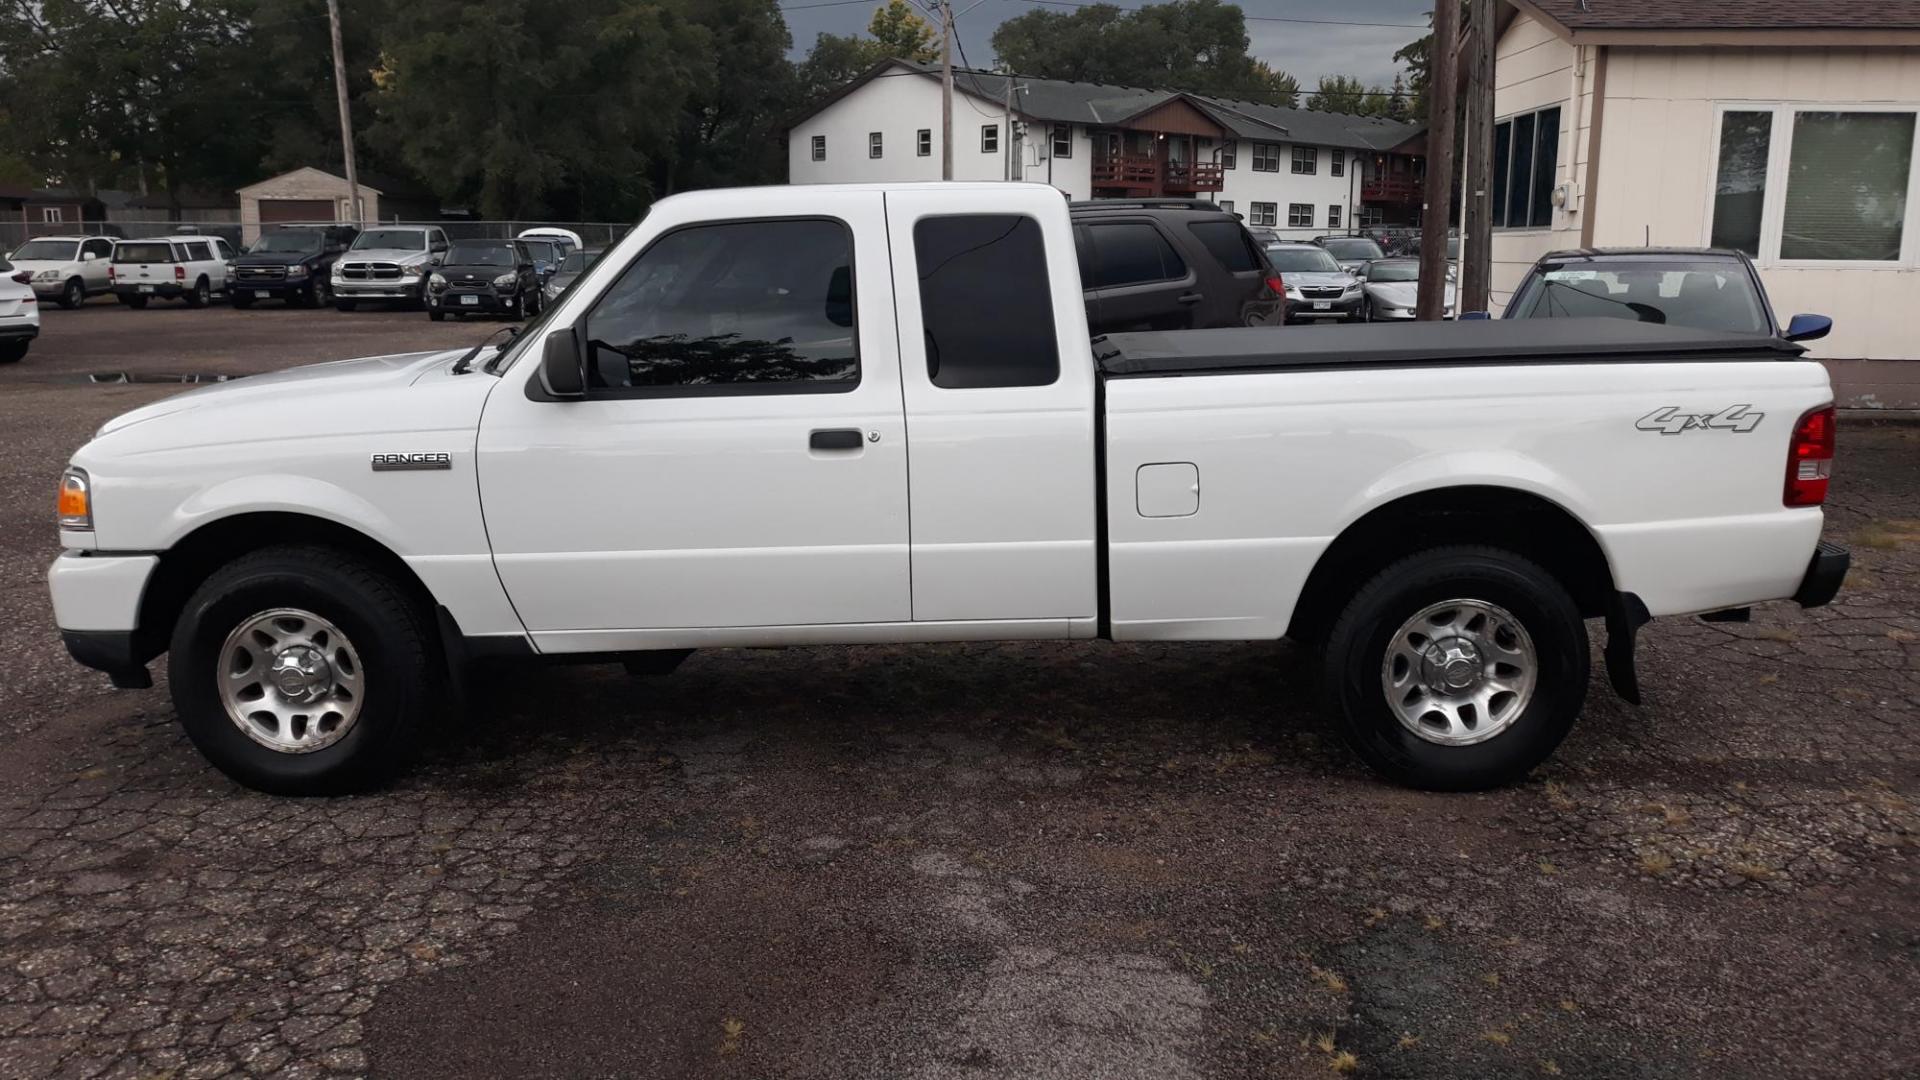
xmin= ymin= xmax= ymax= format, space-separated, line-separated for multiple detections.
xmin=1380 ymin=599 xmax=1537 ymax=746
xmin=217 ymin=608 xmax=364 ymax=754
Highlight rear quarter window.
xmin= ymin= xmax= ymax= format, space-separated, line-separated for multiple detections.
xmin=1187 ymin=220 xmax=1263 ymax=273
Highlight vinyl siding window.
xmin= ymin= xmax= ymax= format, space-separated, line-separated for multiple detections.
xmin=1252 ymin=143 xmax=1280 ymax=172
xmin=1249 ymin=202 xmax=1277 ymax=227
xmin=1710 ymin=105 xmax=1918 ymax=264
xmin=981 ymin=124 xmax=998 ymax=153
xmin=869 ymin=132 xmax=883 ymax=159
xmin=1291 ymin=145 xmax=1317 ymax=175
xmin=1288 ymin=203 xmax=1314 ymax=228
xmin=1492 ymin=106 xmax=1560 ymax=229
xmin=1052 ymin=125 xmax=1072 ymax=158
xmin=811 ymin=135 xmax=826 ymax=162
xmin=1218 ymin=199 xmax=1235 ymax=215
xmin=1331 ymin=149 xmax=1345 ymax=177
xmin=1221 ymin=142 xmax=1236 ymax=169
xmin=917 ymin=129 xmax=932 ymax=156
xmin=1327 ymin=205 xmax=1342 ymax=228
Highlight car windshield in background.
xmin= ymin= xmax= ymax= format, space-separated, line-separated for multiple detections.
xmin=352 ymin=229 xmax=426 ymax=251
xmin=1322 ymin=238 xmax=1385 ymax=261
xmin=11 ymin=240 xmax=81 ymax=261
xmin=1513 ymin=261 xmax=1769 ymax=333
xmin=113 ymin=242 xmax=173 ymax=263
xmin=248 ymin=233 xmax=322 ymax=254
xmin=522 ymin=240 xmax=558 ymax=263
xmin=1266 ymin=247 xmax=1343 ymax=273
xmin=447 ymin=244 xmax=515 ymax=266
xmin=559 ymin=250 xmax=596 ymax=272
xmin=1366 ymin=260 xmax=1420 ymax=282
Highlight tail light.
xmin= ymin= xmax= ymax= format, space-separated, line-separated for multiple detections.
xmin=1784 ymin=405 xmax=1835 ymax=507
xmin=8 ymin=270 xmax=28 ymax=285
xmin=107 ymin=265 xmax=115 ymax=281
xmin=174 ymin=265 xmax=186 ymax=281
xmin=1265 ymin=274 xmax=1285 ymax=296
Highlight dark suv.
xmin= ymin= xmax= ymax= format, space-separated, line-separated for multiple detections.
xmin=1070 ymin=201 xmax=1282 ymax=334
xmin=229 ymin=225 xmax=357 ymax=308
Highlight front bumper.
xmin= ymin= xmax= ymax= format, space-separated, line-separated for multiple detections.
xmin=1288 ymin=296 xmax=1362 ymax=320
xmin=49 ymin=552 xmax=159 ymax=688
xmin=429 ymin=288 xmax=519 ymax=313
xmin=332 ymin=278 xmax=424 ymax=300
xmin=1793 ymin=541 xmax=1849 ymax=608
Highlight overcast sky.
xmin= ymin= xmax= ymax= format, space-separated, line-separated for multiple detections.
xmin=782 ymin=0 xmax=1434 ymax=89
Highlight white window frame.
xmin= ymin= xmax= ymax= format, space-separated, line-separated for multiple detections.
xmin=40 ymin=207 xmax=63 ymax=223
xmin=1704 ymin=101 xmax=1920 ymax=269
xmin=1331 ymin=149 xmax=1345 ymax=177
xmin=869 ymin=131 xmax=883 ymax=159
xmin=1221 ymin=142 xmax=1236 ymax=170
xmin=1327 ymin=204 xmax=1341 ymax=229
xmin=1249 ymin=202 xmax=1277 ymax=227
xmin=811 ymin=134 xmax=826 ymax=162
xmin=1218 ymin=199 xmax=1234 ymax=215
xmin=917 ymin=129 xmax=931 ymax=157
xmin=1052 ymin=125 xmax=1072 ymax=158
xmin=981 ymin=124 xmax=998 ymax=153
xmin=1291 ymin=145 xmax=1317 ymax=175
xmin=1251 ymin=143 xmax=1280 ymax=172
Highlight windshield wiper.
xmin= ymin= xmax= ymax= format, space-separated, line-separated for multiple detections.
xmin=451 ymin=326 xmax=519 ymax=375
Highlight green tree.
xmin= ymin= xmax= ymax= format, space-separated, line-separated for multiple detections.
xmin=1305 ymin=74 xmax=1371 ymax=115
xmin=868 ymin=0 xmax=936 ymax=62
xmin=990 ymin=0 xmax=1286 ymax=102
xmin=659 ymin=0 xmax=795 ymax=194
xmin=1255 ymin=63 xmax=1301 ymax=108
xmin=1383 ymin=73 xmax=1411 ymax=121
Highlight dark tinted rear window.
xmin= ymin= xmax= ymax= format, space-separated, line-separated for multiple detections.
xmin=1084 ymin=222 xmax=1186 ymax=288
xmin=1187 ymin=220 xmax=1263 ymax=273
xmin=914 ymin=215 xmax=1059 ymax=389
xmin=113 ymin=243 xmax=173 ymax=263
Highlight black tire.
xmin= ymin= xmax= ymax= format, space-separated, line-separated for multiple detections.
xmin=0 ymin=341 xmax=26 ymax=363
xmin=335 ymin=300 xmax=357 ymax=313
xmin=119 ymin=294 xmax=149 ymax=310
xmin=230 ymin=292 xmax=255 ymax=310
xmin=309 ymin=276 xmax=331 ymax=308
xmin=1322 ymin=545 xmax=1589 ymax=791
xmin=168 ymin=546 xmax=439 ymax=795
xmin=184 ymin=277 xmax=211 ymax=308
xmin=506 ymin=291 xmax=524 ymax=320
xmin=61 ymin=278 xmax=85 ymax=309
xmin=428 ymin=308 xmax=445 ymax=322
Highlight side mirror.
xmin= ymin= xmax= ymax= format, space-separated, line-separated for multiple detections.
xmin=539 ymin=329 xmax=585 ymax=399
xmin=1458 ymin=310 xmax=1492 ymax=321
xmin=1783 ymin=313 xmax=1832 ymax=343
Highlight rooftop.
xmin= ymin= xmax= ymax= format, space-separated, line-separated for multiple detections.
xmin=1517 ymin=0 xmax=1920 ymax=32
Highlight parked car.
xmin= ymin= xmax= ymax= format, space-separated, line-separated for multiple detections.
xmin=517 ymin=227 xmax=583 ymax=255
xmin=1315 ymin=235 xmax=1387 ymax=274
xmin=229 ymin=225 xmax=358 ymax=309
xmin=1070 ymin=199 xmax=1282 ymax=334
xmin=517 ymin=237 xmax=564 ymax=285
xmin=7 ymin=235 xmax=115 ymax=309
xmin=427 ymin=240 xmax=542 ymax=321
xmin=331 ymin=226 xmax=449 ymax=311
xmin=0 ymin=254 xmax=40 ymax=362
xmin=109 ymin=236 xmax=232 ymax=309
xmin=541 ymin=247 xmax=602 ymax=308
xmin=49 ymin=182 xmax=1848 ymax=797
xmin=1265 ymin=241 xmax=1363 ymax=322
xmin=1358 ymin=257 xmax=1456 ymax=320
xmin=1503 ymin=247 xmax=1831 ymax=341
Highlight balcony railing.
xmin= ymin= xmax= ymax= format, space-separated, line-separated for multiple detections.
xmin=1362 ymin=175 xmax=1422 ymax=203
xmin=1163 ymin=160 xmax=1224 ymax=194
xmin=1091 ymin=153 xmax=1161 ymax=190
xmin=1091 ymin=154 xmax=1224 ymax=195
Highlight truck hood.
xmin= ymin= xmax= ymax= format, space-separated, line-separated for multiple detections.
xmin=95 ymin=349 xmax=465 ymax=438
xmin=341 ymin=248 xmax=431 ymax=264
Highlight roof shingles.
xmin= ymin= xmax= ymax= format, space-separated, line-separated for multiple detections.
xmin=1526 ymin=0 xmax=1920 ymax=31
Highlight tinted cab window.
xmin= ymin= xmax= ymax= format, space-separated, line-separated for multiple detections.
xmin=914 ymin=215 xmax=1058 ymax=389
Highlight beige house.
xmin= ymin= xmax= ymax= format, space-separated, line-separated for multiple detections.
xmin=1491 ymin=0 xmax=1920 ymax=365
xmin=235 ymin=167 xmax=438 ymax=244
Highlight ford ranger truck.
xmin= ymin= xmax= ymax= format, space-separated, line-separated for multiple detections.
xmin=47 ymin=183 xmax=1849 ymax=796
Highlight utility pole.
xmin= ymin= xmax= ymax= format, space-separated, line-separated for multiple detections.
xmin=940 ymin=0 xmax=954 ymax=181
xmin=1002 ymin=67 xmax=1016 ymax=182
xmin=1416 ymin=0 xmax=1461 ymax=320
xmin=325 ymin=0 xmax=362 ymax=228
xmin=1460 ymin=0 xmax=1495 ymax=314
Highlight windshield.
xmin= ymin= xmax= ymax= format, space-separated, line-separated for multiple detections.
xmin=1266 ymin=247 xmax=1342 ymax=273
xmin=10 ymin=240 xmax=80 ymax=261
xmin=559 ymin=249 xmax=598 ymax=273
xmin=1321 ymin=238 xmax=1385 ymax=261
xmin=447 ymin=243 xmax=515 ymax=266
xmin=1367 ymin=260 xmax=1421 ymax=283
xmin=521 ymin=240 xmax=558 ymax=263
xmin=1512 ymin=261 xmax=1768 ymax=333
xmin=113 ymin=242 xmax=173 ymax=263
xmin=247 ymin=232 xmax=322 ymax=254
xmin=352 ymin=229 xmax=427 ymax=251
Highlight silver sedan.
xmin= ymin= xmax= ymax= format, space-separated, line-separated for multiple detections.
xmin=1359 ymin=257 xmax=1456 ymax=320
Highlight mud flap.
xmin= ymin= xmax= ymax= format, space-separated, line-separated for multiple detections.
xmin=1604 ymin=592 xmax=1652 ymax=705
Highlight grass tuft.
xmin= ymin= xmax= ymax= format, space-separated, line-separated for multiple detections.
xmin=1482 ymin=1029 xmax=1513 ymax=1046
xmin=1640 ymin=848 xmax=1674 ymax=875
xmin=1329 ymin=1050 xmax=1359 ymax=1073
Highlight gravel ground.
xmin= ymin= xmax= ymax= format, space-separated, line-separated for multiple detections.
xmin=0 ymin=304 xmax=1914 ymax=1080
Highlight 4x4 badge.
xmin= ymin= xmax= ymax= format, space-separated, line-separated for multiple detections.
xmin=1636 ymin=405 xmax=1763 ymax=435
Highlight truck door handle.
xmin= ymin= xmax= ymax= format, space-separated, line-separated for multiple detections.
xmin=809 ymin=428 xmax=864 ymax=451
xmin=1176 ymin=292 xmax=1203 ymax=304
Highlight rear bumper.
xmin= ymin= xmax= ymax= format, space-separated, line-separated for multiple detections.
xmin=0 ymin=322 xmax=38 ymax=341
xmin=112 ymin=282 xmax=186 ymax=299
xmin=1793 ymin=541 xmax=1849 ymax=608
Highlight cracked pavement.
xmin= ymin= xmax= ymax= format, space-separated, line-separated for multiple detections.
xmin=1 ymin=305 xmax=1915 ymax=1078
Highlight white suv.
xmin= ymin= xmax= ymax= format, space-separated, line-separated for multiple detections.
xmin=8 ymin=235 xmax=115 ymax=309
xmin=109 ymin=235 xmax=234 ymax=308
xmin=0 ymin=252 xmax=41 ymax=362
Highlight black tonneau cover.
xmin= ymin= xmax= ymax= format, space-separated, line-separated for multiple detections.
xmin=1094 ymin=317 xmax=1805 ymax=378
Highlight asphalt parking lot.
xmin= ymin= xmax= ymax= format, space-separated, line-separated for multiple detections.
xmin=1 ymin=300 xmax=1915 ymax=1079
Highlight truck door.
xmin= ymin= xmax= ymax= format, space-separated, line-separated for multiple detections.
xmin=476 ymin=190 xmax=911 ymax=644
xmin=883 ymin=187 xmax=1099 ymax=627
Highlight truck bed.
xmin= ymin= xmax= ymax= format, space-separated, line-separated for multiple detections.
xmin=1093 ymin=317 xmax=1804 ymax=378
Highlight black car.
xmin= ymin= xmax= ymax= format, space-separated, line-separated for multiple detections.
xmin=229 ymin=225 xmax=357 ymax=308
xmin=1503 ymin=247 xmax=1832 ymax=341
xmin=1070 ymin=200 xmax=1282 ymax=335
xmin=426 ymin=240 xmax=542 ymax=320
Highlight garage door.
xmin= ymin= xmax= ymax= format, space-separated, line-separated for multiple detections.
xmin=258 ymin=198 xmax=334 ymax=224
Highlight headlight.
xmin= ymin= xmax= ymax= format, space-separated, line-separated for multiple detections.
xmin=429 ymin=272 xmax=447 ymax=290
xmin=285 ymin=264 xmax=307 ymax=278
xmin=1284 ymin=287 xmax=1301 ymax=300
xmin=34 ymin=269 xmax=61 ymax=282
xmin=492 ymin=272 xmax=518 ymax=289
xmin=332 ymin=264 xmax=346 ymax=279
xmin=398 ymin=264 xmax=424 ymax=280
xmin=58 ymin=467 xmax=92 ymax=531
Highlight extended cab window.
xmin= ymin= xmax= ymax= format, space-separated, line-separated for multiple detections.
xmin=1083 ymin=222 xmax=1186 ymax=288
xmin=583 ymin=218 xmax=858 ymax=393
xmin=914 ymin=215 xmax=1058 ymax=389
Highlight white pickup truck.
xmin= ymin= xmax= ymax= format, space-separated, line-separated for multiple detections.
xmin=47 ymin=183 xmax=1848 ymax=795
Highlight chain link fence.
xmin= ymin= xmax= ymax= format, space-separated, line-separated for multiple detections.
xmin=4 ymin=218 xmax=635 ymax=254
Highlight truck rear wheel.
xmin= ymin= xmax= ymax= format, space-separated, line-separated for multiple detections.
xmin=184 ymin=277 xmax=211 ymax=308
xmin=168 ymin=546 xmax=438 ymax=795
xmin=1322 ymin=545 xmax=1588 ymax=791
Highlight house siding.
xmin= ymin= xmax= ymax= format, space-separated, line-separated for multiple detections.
xmin=236 ymin=168 xmax=384 ymax=245
xmin=1489 ymin=13 xmax=1591 ymax=307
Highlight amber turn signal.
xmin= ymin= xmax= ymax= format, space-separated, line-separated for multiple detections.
xmin=58 ymin=468 xmax=92 ymax=531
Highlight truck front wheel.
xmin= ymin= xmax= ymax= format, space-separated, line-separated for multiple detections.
xmin=1323 ymin=546 xmax=1588 ymax=791
xmin=168 ymin=546 xmax=438 ymax=795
